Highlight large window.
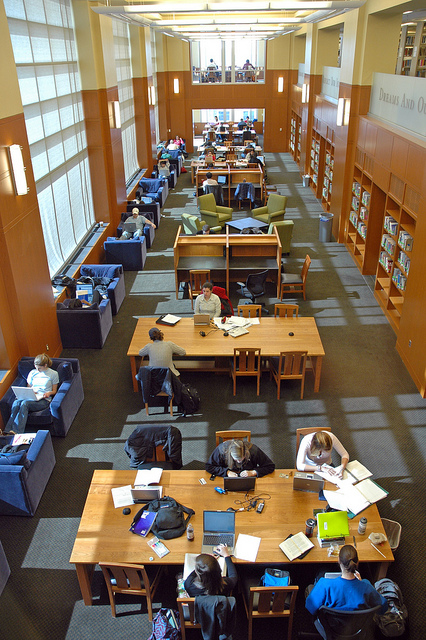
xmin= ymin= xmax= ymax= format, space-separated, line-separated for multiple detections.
xmin=192 ymin=40 xmax=265 ymax=84
xmin=5 ymin=0 xmax=95 ymax=276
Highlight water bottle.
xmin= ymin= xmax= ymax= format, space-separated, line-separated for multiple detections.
xmin=358 ymin=517 xmax=367 ymax=535
xmin=187 ymin=523 xmax=194 ymax=541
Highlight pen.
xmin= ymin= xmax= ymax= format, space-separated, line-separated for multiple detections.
xmin=371 ymin=542 xmax=386 ymax=558
xmin=353 ymin=535 xmax=357 ymax=548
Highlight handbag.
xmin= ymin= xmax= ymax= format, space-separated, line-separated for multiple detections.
xmin=260 ymin=568 xmax=290 ymax=587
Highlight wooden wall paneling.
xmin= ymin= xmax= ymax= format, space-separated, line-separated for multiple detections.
xmin=390 ymin=137 xmax=409 ymax=180
xmin=106 ymin=87 xmax=127 ymax=224
xmin=364 ymin=121 xmax=378 ymax=157
xmin=406 ymin=144 xmax=424 ymax=192
xmin=133 ymin=76 xmax=152 ymax=172
xmin=374 ymin=126 xmax=393 ymax=167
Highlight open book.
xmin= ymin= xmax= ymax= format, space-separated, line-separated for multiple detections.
xmin=317 ymin=460 xmax=372 ymax=487
xmin=279 ymin=532 xmax=314 ymax=561
xmin=323 ymin=478 xmax=388 ymax=515
xmin=135 ymin=467 xmax=163 ymax=486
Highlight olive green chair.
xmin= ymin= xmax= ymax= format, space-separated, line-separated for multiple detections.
xmin=268 ymin=220 xmax=294 ymax=255
xmin=198 ymin=193 xmax=233 ymax=229
xmin=252 ymin=193 xmax=287 ymax=225
xmin=181 ymin=213 xmax=205 ymax=235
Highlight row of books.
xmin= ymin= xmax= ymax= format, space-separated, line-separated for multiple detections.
xmin=361 ymin=190 xmax=371 ymax=206
xmin=351 ymin=196 xmax=360 ymax=212
xmin=352 ymin=181 xmax=361 ymax=197
xmin=359 ymin=206 xmax=368 ymax=222
xmin=381 ymin=234 xmax=396 ymax=256
xmin=358 ymin=222 xmax=367 ymax=239
xmin=392 ymin=268 xmax=407 ymax=291
xmin=379 ymin=251 xmax=393 ymax=274
xmin=349 ymin=211 xmax=358 ymax=227
xmin=397 ymin=251 xmax=410 ymax=275
xmin=325 ymin=152 xmax=334 ymax=168
xmin=398 ymin=230 xmax=413 ymax=251
xmin=384 ymin=215 xmax=398 ymax=235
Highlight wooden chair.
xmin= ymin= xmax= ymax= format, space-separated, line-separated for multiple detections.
xmin=216 ymin=430 xmax=251 ymax=446
xmin=145 ymin=391 xmax=174 ymax=416
xmin=242 ymin=585 xmax=299 ymax=640
xmin=274 ymin=303 xmax=299 ymax=318
xmin=227 ymin=153 xmax=237 ymax=161
xmin=295 ymin=426 xmax=332 ymax=464
xmin=280 ymin=254 xmax=311 ymax=301
xmin=269 ymin=350 xmax=308 ymax=399
xmin=176 ymin=598 xmax=201 ymax=639
xmin=99 ymin=562 xmax=163 ymax=620
xmin=231 ymin=347 xmax=261 ymax=396
xmin=237 ymin=304 xmax=262 ymax=318
xmin=189 ymin=269 xmax=210 ymax=310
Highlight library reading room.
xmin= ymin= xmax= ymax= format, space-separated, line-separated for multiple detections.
xmin=0 ymin=0 xmax=425 ymax=638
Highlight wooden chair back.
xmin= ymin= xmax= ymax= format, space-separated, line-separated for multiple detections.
xmin=295 ymin=427 xmax=332 ymax=463
xmin=231 ymin=347 xmax=261 ymax=396
xmin=176 ymin=598 xmax=201 ymax=640
xmin=280 ymin=254 xmax=311 ymax=301
xmin=243 ymin=585 xmax=299 ymax=640
xmin=99 ymin=562 xmax=163 ymax=620
xmin=215 ymin=430 xmax=251 ymax=446
xmin=274 ymin=303 xmax=299 ymax=318
xmin=269 ymin=350 xmax=308 ymax=399
xmin=189 ymin=269 xmax=211 ymax=309
xmin=227 ymin=153 xmax=237 ymax=161
xmin=237 ymin=304 xmax=262 ymax=318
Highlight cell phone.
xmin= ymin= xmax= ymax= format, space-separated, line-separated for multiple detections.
xmin=210 ymin=474 xmax=216 ymax=481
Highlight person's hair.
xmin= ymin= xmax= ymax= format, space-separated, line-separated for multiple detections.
xmin=206 ymin=172 xmax=213 ymax=179
xmin=34 ymin=353 xmax=52 ymax=368
xmin=310 ymin=431 xmax=332 ymax=456
xmin=225 ymin=439 xmax=251 ymax=469
xmin=202 ymin=224 xmax=210 ymax=234
xmin=148 ymin=327 xmax=164 ymax=341
xmin=339 ymin=545 xmax=358 ymax=573
xmin=202 ymin=281 xmax=213 ymax=291
xmin=194 ymin=554 xmax=224 ymax=595
xmin=210 ymin=58 xmax=213 ymax=62
xmin=132 ymin=207 xmax=139 ymax=215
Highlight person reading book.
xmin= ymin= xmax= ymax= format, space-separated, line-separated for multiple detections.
xmin=184 ymin=545 xmax=237 ymax=597
xmin=296 ymin=431 xmax=349 ymax=478
xmin=205 ymin=439 xmax=275 ymax=478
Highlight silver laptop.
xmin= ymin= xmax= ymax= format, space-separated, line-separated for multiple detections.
xmin=131 ymin=487 xmax=162 ymax=503
xmin=293 ymin=471 xmax=324 ymax=493
xmin=11 ymin=386 xmax=43 ymax=401
xmin=123 ymin=219 xmax=137 ymax=233
xmin=202 ymin=510 xmax=235 ymax=554
xmin=194 ymin=314 xmax=210 ymax=325
xmin=223 ymin=476 xmax=256 ymax=492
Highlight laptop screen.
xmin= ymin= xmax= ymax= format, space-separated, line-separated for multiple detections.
xmin=203 ymin=510 xmax=235 ymax=533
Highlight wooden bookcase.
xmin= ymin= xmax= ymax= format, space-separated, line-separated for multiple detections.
xmin=309 ymin=131 xmax=324 ymax=199
xmin=396 ymin=21 xmax=426 ymax=77
xmin=321 ymin=140 xmax=334 ymax=212
xmin=374 ymin=195 xmax=416 ymax=332
xmin=289 ymin=112 xmax=301 ymax=164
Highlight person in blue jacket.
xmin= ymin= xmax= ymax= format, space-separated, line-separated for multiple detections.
xmin=306 ymin=545 xmax=388 ymax=616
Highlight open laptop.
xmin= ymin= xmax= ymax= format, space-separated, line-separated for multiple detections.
xmin=122 ymin=219 xmax=137 ymax=233
xmin=201 ymin=510 xmax=235 ymax=553
xmin=11 ymin=386 xmax=43 ymax=401
xmin=130 ymin=486 xmax=163 ymax=503
xmin=293 ymin=471 xmax=324 ymax=493
xmin=194 ymin=314 xmax=210 ymax=326
xmin=223 ymin=476 xmax=256 ymax=492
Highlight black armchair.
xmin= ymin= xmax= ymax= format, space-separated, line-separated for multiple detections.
xmin=314 ymin=604 xmax=382 ymax=640
xmin=237 ymin=269 xmax=269 ymax=313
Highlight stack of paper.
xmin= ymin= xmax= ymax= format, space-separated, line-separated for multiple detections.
xmin=323 ymin=478 xmax=388 ymax=515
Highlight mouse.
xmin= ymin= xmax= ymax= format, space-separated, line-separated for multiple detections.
xmin=199 ymin=331 xmax=206 ymax=337
xmin=223 ymin=331 xmax=229 ymax=336
xmin=122 ymin=508 xmax=131 ymax=515
xmin=289 ymin=332 xmax=294 ymax=336
xmin=226 ymin=507 xmax=236 ymax=512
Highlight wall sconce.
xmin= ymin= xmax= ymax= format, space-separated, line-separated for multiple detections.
xmin=148 ymin=87 xmax=151 ymax=105
xmin=301 ymin=83 xmax=309 ymax=104
xmin=113 ymin=101 xmax=121 ymax=128
xmin=344 ymin=98 xmax=351 ymax=126
xmin=151 ymin=86 xmax=156 ymax=106
xmin=337 ymin=97 xmax=350 ymax=126
xmin=8 ymin=144 xmax=28 ymax=195
xmin=173 ymin=78 xmax=179 ymax=94
xmin=277 ymin=76 xmax=284 ymax=93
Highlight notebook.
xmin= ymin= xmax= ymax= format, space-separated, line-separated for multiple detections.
xmin=223 ymin=476 xmax=256 ymax=492
xmin=317 ymin=510 xmax=349 ymax=539
xmin=11 ymin=386 xmax=43 ymax=401
xmin=293 ymin=471 xmax=324 ymax=493
xmin=130 ymin=486 xmax=163 ymax=503
xmin=194 ymin=314 xmax=210 ymax=325
xmin=201 ymin=510 xmax=235 ymax=554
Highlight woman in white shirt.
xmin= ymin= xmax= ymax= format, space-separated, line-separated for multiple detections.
xmin=296 ymin=431 xmax=349 ymax=477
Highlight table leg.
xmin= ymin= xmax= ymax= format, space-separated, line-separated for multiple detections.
xmin=373 ymin=561 xmax=391 ymax=581
xmin=130 ymin=356 xmax=138 ymax=392
xmin=312 ymin=355 xmax=323 ymax=392
xmin=75 ymin=563 xmax=95 ymax=605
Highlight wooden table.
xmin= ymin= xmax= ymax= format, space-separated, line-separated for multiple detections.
xmin=70 ymin=469 xmax=394 ymax=605
xmin=127 ymin=316 xmax=325 ymax=393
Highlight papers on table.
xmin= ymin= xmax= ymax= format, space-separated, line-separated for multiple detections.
xmin=156 ymin=314 xmax=181 ymax=326
xmin=184 ymin=553 xmax=226 ymax=580
xmin=111 ymin=485 xmax=133 ymax=508
xmin=234 ymin=533 xmax=261 ymax=562
xmin=323 ymin=479 xmax=388 ymax=516
xmin=135 ymin=467 xmax=163 ymax=486
xmin=279 ymin=532 xmax=314 ymax=561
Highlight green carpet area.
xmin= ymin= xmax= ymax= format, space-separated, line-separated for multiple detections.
xmin=0 ymin=153 xmax=423 ymax=639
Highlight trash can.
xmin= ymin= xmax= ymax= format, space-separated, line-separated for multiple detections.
xmin=319 ymin=212 xmax=334 ymax=242
xmin=302 ymin=175 xmax=310 ymax=188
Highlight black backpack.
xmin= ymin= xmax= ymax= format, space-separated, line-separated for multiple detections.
xmin=132 ymin=496 xmax=194 ymax=540
xmin=179 ymin=384 xmax=200 ymax=416
xmin=374 ymin=578 xmax=408 ymax=637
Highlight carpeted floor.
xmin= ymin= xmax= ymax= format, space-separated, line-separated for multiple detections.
xmin=0 ymin=152 xmax=424 ymax=639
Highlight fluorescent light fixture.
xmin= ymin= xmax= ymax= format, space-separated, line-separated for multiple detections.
xmin=173 ymin=78 xmax=180 ymax=94
xmin=278 ymin=76 xmax=284 ymax=92
xmin=336 ymin=97 xmax=344 ymax=125
xmin=208 ymin=2 xmax=270 ymax=9
xmin=302 ymin=82 xmax=309 ymax=103
xmin=113 ymin=101 xmax=121 ymax=128
xmin=9 ymin=144 xmax=28 ymax=195
xmin=148 ymin=87 xmax=151 ymax=105
xmin=344 ymin=98 xmax=350 ymax=126
xmin=151 ymin=86 xmax=156 ymax=106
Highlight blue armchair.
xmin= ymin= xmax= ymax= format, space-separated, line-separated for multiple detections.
xmin=117 ymin=212 xmax=155 ymax=249
xmin=0 ymin=431 xmax=55 ymax=516
xmin=56 ymin=298 xmax=113 ymax=348
xmin=126 ymin=202 xmax=160 ymax=227
xmin=104 ymin=236 xmax=147 ymax=271
xmin=80 ymin=264 xmax=125 ymax=315
xmin=0 ymin=357 xmax=84 ymax=437
xmin=139 ymin=176 xmax=169 ymax=208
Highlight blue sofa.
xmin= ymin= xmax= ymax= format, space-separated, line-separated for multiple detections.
xmin=104 ymin=236 xmax=147 ymax=271
xmin=139 ymin=176 xmax=169 ymax=208
xmin=80 ymin=264 xmax=125 ymax=315
xmin=57 ymin=298 xmax=113 ymax=348
xmin=117 ymin=213 xmax=155 ymax=249
xmin=0 ymin=357 xmax=84 ymax=437
xmin=0 ymin=431 xmax=55 ymax=516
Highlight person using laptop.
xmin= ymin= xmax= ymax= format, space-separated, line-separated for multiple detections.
xmin=202 ymin=172 xmax=218 ymax=189
xmin=3 ymin=353 xmax=58 ymax=435
xmin=121 ymin=208 xmax=156 ymax=240
xmin=194 ymin=282 xmax=221 ymax=319
xmin=184 ymin=545 xmax=237 ymax=597
xmin=139 ymin=328 xmax=186 ymax=377
xmin=305 ymin=545 xmax=388 ymax=617
xmin=205 ymin=439 xmax=275 ymax=478
xmin=296 ymin=431 xmax=349 ymax=478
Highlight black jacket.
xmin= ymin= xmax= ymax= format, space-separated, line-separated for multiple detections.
xmin=205 ymin=442 xmax=275 ymax=478
xmin=124 ymin=424 xmax=182 ymax=469
xmin=194 ymin=595 xmax=236 ymax=640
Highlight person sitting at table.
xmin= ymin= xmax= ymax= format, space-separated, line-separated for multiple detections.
xmin=167 ymin=139 xmax=179 ymax=150
xmin=242 ymin=126 xmax=253 ymax=143
xmin=206 ymin=439 xmax=275 ymax=478
xmin=184 ymin=545 xmax=237 ymax=597
xmin=296 ymin=430 xmax=349 ymax=478
xmin=121 ymin=208 xmax=156 ymax=239
xmin=237 ymin=118 xmax=245 ymax=130
xmin=138 ymin=327 xmax=186 ymax=376
xmin=196 ymin=224 xmax=215 ymax=236
xmin=305 ymin=545 xmax=388 ymax=619
xmin=194 ymin=281 xmax=221 ymax=319
xmin=202 ymin=172 xmax=218 ymax=189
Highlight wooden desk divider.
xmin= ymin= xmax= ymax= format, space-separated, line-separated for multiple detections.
xmin=195 ymin=165 xmax=266 ymax=205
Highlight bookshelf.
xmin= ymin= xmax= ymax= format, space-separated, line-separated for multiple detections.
xmin=309 ymin=130 xmax=324 ymax=199
xmin=396 ymin=21 xmax=426 ymax=77
xmin=374 ymin=195 xmax=416 ymax=331
xmin=289 ymin=113 xmax=301 ymax=164
xmin=321 ymin=140 xmax=334 ymax=212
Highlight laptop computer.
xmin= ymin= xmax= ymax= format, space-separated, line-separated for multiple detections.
xmin=11 ymin=386 xmax=43 ymax=401
xmin=123 ymin=219 xmax=137 ymax=233
xmin=201 ymin=510 xmax=236 ymax=554
xmin=223 ymin=476 xmax=256 ymax=492
xmin=293 ymin=471 xmax=324 ymax=493
xmin=194 ymin=314 xmax=210 ymax=325
xmin=131 ymin=486 xmax=163 ymax=503
xmin=217 ymin=175 xmax=227 ymax=185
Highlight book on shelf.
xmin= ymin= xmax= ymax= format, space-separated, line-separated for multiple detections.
xmin=135 ymin=467 xmax=163 ymax=486
xmin=279 ymin=532 xmax=314 ymax=561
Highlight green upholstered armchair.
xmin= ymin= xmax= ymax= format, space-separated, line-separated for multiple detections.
xmin=268 ymin=220 xmax=294 ymax=255
xmin=181 ymin=213 xmax=205 ymax=235
xmin=198 ymin=193 xmax=233 ymax=229
xmin=252 ymin=193 xmax=287 ymax=224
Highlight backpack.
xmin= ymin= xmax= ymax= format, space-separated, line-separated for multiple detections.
xmin=259 ymin=568 xmax=290 ymax=587
xmin=374 ymin=578 xmax=408 ymax=637
xmin=148 ymin=608 xmax=181 ymax=640
xmin=179 ymin=384 xmax=200 ymax=416
xmin=132 ymin=496 xmax=194 ymax=540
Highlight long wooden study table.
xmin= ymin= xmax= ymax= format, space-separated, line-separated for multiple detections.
xmin=127 ymin=316 xmax=324 ymax=393
xmin=173 ymin=227 xmax=282 ymax=301
xmin=70 ymin=469 xmax=394 ymax=605
xmin=195 ymin=166 xmax=265 ymax=205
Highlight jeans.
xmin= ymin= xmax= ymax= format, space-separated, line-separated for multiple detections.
xmin=6 ymin=398 xmax=50 ymax=433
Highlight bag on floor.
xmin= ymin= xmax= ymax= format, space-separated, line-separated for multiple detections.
xmin=260 ymin=568 xmax=290 ymax=587
xmin=179 ymin=384 xmax=200 ymax=416
xmin=133 ymin=496 xmax=195 ymax=540
xmin=374 ymin=578 xmax=408 ymax=637
xmin=148 ymin=608 xmax=181 ymax=640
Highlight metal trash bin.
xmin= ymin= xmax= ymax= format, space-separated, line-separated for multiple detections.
xmin=381 ymin=518 xmax=402 ymax=552
xmin=302 ymin=175 xmax=310 ymax=188
xmin=319 ymin=212 xmax=334 ymax=242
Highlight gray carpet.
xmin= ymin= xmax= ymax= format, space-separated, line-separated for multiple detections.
xmin=0 ymin=152 xmax=423 ymax=639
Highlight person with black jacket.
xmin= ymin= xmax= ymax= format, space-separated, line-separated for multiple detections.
xmin=205 ymin=439 xmax=275 ymax=478
xmin=184 ymin=545 xmax=237 ymax=597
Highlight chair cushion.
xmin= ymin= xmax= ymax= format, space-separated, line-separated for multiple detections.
xmin=282 ymin=273 xmax=302 ymax=284
xmin=56 ymin=361 xmax=73 ymax=384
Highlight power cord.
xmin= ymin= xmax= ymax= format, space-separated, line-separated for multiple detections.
xmin=234 ymin=492 xmax=271 ymax=511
